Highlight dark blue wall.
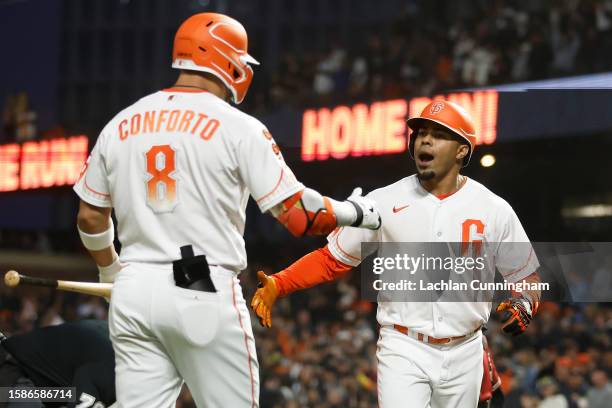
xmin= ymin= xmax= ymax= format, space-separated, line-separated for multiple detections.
xmin=0 ymin=0 xmax=62 ymax=134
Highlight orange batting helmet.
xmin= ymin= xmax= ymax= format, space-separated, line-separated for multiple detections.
xmin=407 ymin=100 xmax=477 ymax=166
xmin=172 ymin=13 xmax=259 ymax=104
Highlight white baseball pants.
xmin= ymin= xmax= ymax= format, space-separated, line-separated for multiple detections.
xmin=108 ymin=263 xmax=258 ymax=408
xmin=377 ymin=326 xmax=483 ymax=408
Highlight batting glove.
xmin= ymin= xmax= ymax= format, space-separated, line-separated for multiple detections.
xmin=496 ymin=297 xmax=537 ymax=336
xmin=250 ymin=271 xmax=279 ymax=328
xmin=98 ymin=253 xmax=125 ymax=284
xmin=346 ymin=188 xmax=382 ymax=230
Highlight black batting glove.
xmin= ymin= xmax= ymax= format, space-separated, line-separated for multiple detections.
xmin=496 ymin=298 xmax=537 ymax=336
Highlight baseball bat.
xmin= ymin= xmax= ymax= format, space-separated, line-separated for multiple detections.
xmin=3 ymin=270 xmax=112 ymax=298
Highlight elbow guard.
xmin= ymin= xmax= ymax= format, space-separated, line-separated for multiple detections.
xmin=277 ymin=190 xmax=337 ymax=237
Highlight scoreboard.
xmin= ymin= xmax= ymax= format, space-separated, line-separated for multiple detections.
xmin=0 ymin=135 xmax=88 ymax=192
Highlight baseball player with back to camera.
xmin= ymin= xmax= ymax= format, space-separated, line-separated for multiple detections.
xmin=72 ymin=12 xmax=381 ymax=408
xmin=252 ymin=100 xmax=542 ymax=407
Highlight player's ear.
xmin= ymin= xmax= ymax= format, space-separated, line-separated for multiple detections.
xmin=456 ymin=144 xmax=469 ymax=160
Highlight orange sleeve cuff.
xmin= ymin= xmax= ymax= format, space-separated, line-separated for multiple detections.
xmin=272 ymin=245 xmax=353 ymax=297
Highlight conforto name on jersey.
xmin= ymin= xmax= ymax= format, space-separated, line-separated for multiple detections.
xmin=118 ymin=109 xmax=220 ymax=141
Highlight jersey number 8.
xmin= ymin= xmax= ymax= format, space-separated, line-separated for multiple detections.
xmin=145 ymin=145 xmax=178 ymax=213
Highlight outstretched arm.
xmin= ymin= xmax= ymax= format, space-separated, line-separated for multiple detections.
xmin=235 ymin=123 xmax=380 ymax=237
xmin=269 ymin=187 xmax=381 ymax=237
xmin=251 ymin=245 xmax=353 ymax=327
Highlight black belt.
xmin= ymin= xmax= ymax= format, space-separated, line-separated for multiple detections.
xmin=172 ymin=245 xmax=217 ymax=293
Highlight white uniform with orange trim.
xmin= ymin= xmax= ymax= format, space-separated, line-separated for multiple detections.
xmin=327 ymin=175 xmax=538 ymax=408
xmin=74 ymin=88 xmax=304 ymax=408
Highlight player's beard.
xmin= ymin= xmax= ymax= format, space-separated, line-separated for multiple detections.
xmin=417 ymin=169 xmax=436 ymax=181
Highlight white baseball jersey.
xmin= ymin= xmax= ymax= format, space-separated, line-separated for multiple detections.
xmin=327 ymin=175 xmax=539 ymax=338
xmin=74 ymin=89 xmax=303 ymax=271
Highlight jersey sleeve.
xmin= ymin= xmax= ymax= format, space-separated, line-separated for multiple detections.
xmin=494 ymin=205 xmax=539 ymax=283
xmin=236 ymin=124 xmax=304 ymax=213
xmin=273 ymin=246 xmax=353 ymax=297
xmin=327 ymin=224 xmax=379 ymax=267
xmin=73 ymin=133 xmax=112 ymax=208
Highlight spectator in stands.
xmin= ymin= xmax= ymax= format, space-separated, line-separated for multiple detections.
xmin=587 ymin=370 xmax=612 ymax=408
xmin=536 ymin=376 xmax=569 ymax=408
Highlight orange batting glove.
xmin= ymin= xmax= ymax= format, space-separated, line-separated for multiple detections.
xmin=250 ymin=271 xmax=279 ymax=328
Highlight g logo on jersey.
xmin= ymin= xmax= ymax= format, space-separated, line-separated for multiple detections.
xmin=461 ymin=219 xmax=485 ymax=256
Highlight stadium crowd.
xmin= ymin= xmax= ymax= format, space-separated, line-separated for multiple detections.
xmin=2 ymin=263 xmax=611 ymax=408
xmin=4 ymin=0 xmax=612 ymax=140
xmin=248 ymin=0 xmax=612 ymax=113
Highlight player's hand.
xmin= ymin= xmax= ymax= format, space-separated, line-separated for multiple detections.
xmin=346 ymin=187 xmax=382 ymax=230
xmin=250 ymin=271 xmax=279 ymax=328
xmin=98 ymin=257 xmax=124 ymax=284
xmin=496 ymin=297 xmax=536 ymax=336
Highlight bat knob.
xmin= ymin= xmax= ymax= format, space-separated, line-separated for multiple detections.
xmin=4 ymin=270 xmax=20 ymax=288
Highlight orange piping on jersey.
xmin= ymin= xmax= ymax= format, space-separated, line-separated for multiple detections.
xmin=333 ymin=232 xmax=361 ymax=262
xmin=255 ymin=169 xmax=286 ymax=204
xmin=328 ymin=227 xmax=343 ymax=240
xmin=435 ymin=187 xmax=461 ymax=200
xmin=231 ymin=277 xmax=257 ymax=407
xmin=435 ymin=177 xmax=468 ymax=200
xmin=272 ymin=246 xmax=353 ymax=297
xmin=436 ymin=192 xmax=453 ymax=200
xmin=504 ymin=247 xmax=534 ymax=279
xmin=84 ymin=178 xmax=111 ymax=198
xmin=162 ymin=87 xmax=210 ymax=93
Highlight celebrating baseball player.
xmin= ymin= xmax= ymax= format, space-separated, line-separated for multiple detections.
xmin=252 ymin=100 xmax=541 ymax=407
xmin=72 ymin=12 xmax=380 ymax=408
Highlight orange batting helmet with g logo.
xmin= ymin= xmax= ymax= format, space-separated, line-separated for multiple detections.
xmin=172 ymin=13 xmax=259 ymax=104
xmin=407 ymin=100 xmax=477 ymax=166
